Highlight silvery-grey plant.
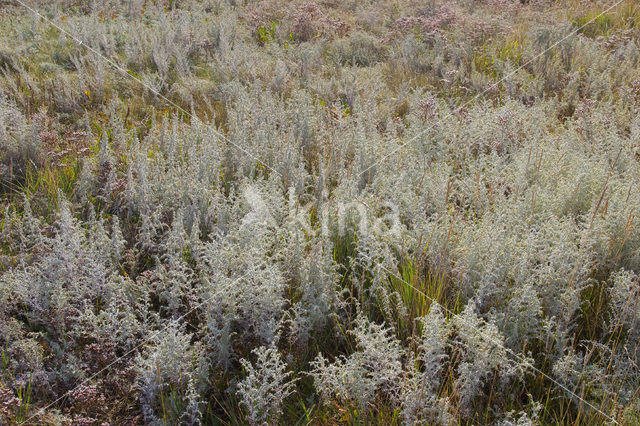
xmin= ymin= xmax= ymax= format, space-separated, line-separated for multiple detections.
xmin=236 ymin=345 xmax=297 ymax=425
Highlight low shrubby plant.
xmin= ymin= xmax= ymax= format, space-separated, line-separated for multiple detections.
xmin=0 ymin=0 xmax=639 ymax=423
xmin=236 ymin=345 xmax=296 ymax=425
xmin=310 ymin=315 xmax=403 ymax=410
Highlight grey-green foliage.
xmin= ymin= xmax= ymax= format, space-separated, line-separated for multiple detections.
xmin=310 ymin=315 xmax=403 ymax=409
xmin=400 ymin=304 xmax=451 ymax=425
xmin=1 ymin=0 xmax=640 ymax=423
xmin=606 ymin=269 xmax=640 ymax=403
xmin=237 ymin=345 xmax=297 ymax=426
xmin=135 ymin=322 xmax=205 ymax=425
xmin=453 ymin=302 xmax=525 ymax=414
xmin=0 ymin=97 xmax=43 ymax=186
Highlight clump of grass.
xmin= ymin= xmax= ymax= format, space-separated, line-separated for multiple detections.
xmin=573 ymin=0 xmax=640 ymax=38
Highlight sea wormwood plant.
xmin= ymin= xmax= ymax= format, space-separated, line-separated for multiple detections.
xmin=0 ymin=0 xmax=639 ymax=423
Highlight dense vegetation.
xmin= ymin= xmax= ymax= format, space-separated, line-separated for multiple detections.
xmin=1 ymin=0 xmax=640 ymax=424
